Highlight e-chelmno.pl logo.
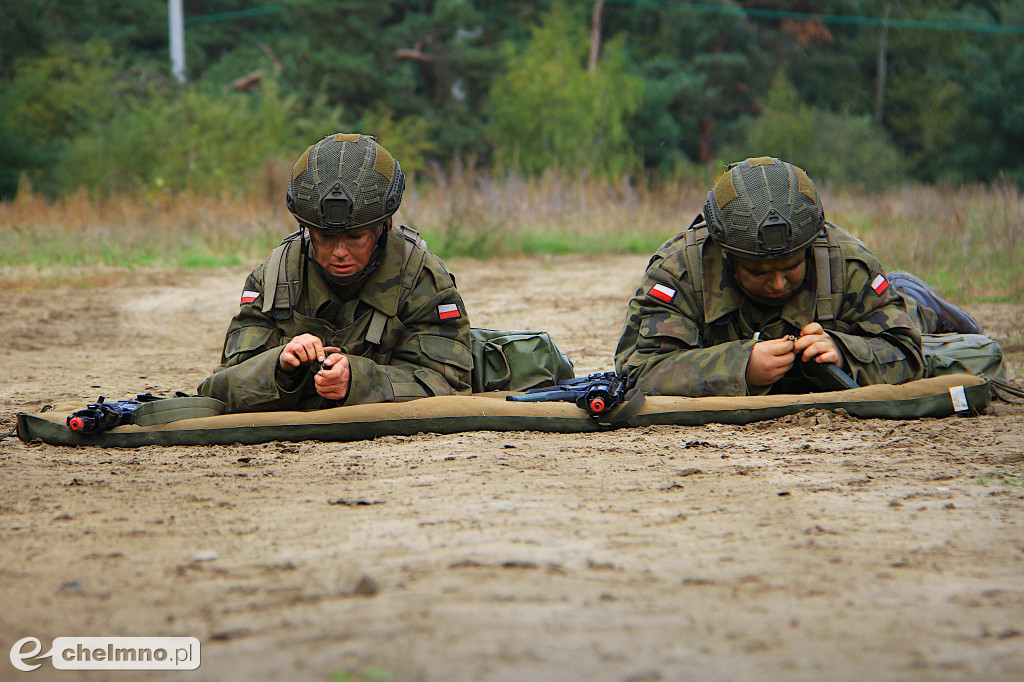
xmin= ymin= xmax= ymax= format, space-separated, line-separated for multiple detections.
xmin=10 ymin=637 xmax=200 ymax=672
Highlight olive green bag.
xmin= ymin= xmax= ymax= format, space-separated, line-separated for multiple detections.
xmin=922 ymin=333 xmax=1007 ymax=383
xmin=469 ymin=328 xmax=575 ymax=393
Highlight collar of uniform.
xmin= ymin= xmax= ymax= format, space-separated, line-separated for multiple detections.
xmin=777 ymin=285 xmax=817 ymax=330
xmin=701 ymin=240 xmax=818 ymax=329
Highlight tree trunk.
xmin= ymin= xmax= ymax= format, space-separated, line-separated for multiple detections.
xmin=874 ymin=3 xmax=892 ymax=124
xmin=699 ymin=118 xmax=716 ymax=164
xmin=588 ymin=0 xmax=603 ymax=73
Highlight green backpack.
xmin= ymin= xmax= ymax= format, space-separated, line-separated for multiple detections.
xmin=921 ymin=333 xmax=1007 ymax=383
xmin=469 ymin=328 xmax=575 ymax=393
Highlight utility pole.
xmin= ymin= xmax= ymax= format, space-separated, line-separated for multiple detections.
xmin=169 ymin=0 xmax=186 ymax=83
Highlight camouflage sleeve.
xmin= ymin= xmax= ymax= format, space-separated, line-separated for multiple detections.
xmin=197 ymin=265 xmax=308 ymax=412
xmin=343 ymin=259 xmax=473 ymax=405
xmin=614 ymin=258 xmax=756 ymax=397
xmin=828 ymin=256 xmax=925 ymax=385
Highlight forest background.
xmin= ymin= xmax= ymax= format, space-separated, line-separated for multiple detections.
xmin=1 ymin=0 xmax=1022 ymax=300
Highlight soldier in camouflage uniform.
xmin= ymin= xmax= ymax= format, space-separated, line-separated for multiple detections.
xmin=614 ymin=157 xmax=985 ymax=397
xmin=199 ymin=134 xmax=473 ymax=412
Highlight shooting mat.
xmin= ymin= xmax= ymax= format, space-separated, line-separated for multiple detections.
xmin=16 ymin=374 xmax=989 ymax=448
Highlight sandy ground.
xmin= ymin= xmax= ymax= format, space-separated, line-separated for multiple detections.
xmin=1 ymin=254 xmax=1023 ymax=682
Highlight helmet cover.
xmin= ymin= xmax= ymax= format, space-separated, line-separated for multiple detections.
xmin=703 ymin=157 xmax=824 ymax=258
xmin=286 ymin=133 xmax=406 ymax=233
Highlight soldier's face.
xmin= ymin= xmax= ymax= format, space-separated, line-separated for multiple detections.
xmin=308 ymin=224 xmax=384 ymax=277
xmin=732 ymin=252 xmax=807 ymax=306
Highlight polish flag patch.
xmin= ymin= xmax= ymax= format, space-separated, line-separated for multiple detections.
xmin=240 ymin=290 xmax=260 ymax=305
xmin=650 ymin=283 xmax=676 ymax=303
xmin=871 ymin=274 xmax=889 ymax=295
xmin=438 ymin=303 xmax=461 ymax=320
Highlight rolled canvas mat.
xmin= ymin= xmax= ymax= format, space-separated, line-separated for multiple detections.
xmin=17 ymin=374 xmax=989 ymax=448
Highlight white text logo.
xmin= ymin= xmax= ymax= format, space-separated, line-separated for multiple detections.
xmin=11 ymin=637 xmax=200 ymax=671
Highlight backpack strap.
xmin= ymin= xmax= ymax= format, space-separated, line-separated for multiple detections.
xmin=683 ymin=219 xmax=710 ymax=320
xmin=366 ymin=310 xmax=388 ymax=346
xmin=812 ymin=224 xmax=844 ymax=324
xmin=366 ymin=224 xmax=428 ymax=346
xmin=261 ymin=230 xmax=302 ymax=320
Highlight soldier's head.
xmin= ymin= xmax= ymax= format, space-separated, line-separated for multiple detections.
xmin=286 ymin=133 xmax=406 ymax=285
xmin=704 ymin=157 xmax=825 ymax=304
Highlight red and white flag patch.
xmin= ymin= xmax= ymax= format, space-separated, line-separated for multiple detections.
xmin=438 ymin=303 xmax=461 ymax=320
xmin=871 ymin=274 xmax=889 ymax=295
xmin=650 ymin=283 xmax=676 ymax=303
xmin=240 ymin=290 xmax=259 ymax=305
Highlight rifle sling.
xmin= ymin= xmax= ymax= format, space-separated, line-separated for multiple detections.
xmin=131 ymin=397 xmax=226 ymax=426
xmin=597 ymin=388 xmax=646 ymax=427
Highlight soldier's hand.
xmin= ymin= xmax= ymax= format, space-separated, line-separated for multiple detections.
xmin=794 ymin=322 xmax=844 ymax=369
xmin=746 ymin=337 xmax=797 ymax=387
xmin=314 ymin=352 xmax=351 ymax=400
xmin=279 ymin=333 xmax=328 ymax=373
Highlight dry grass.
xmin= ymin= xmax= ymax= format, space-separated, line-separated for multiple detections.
xmin=826 ymin=182 xmax=1023 ymax=302
xmin=1 ymin=169 xmax=1020 ymax=302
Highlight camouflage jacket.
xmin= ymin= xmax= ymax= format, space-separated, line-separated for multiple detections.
xmin=614 ymin=221 xmax=925 ymax=396
xmin=198 ymin=227 xmax=473 ymax=412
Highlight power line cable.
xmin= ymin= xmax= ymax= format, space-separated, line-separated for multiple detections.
xmin=604 ymin=0 xmax=1024 ymax=34
xmin=180 ymin=1 xmax=1024 ymax=36
xmin=185 ymin=6 xmax=280 ymax=25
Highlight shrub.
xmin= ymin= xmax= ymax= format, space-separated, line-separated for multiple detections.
xmin=726 ymin=74 xmax=909 ymax=191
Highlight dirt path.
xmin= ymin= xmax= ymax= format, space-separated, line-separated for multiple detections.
xmin=1 ymin=255 xmax=1022 ymax=681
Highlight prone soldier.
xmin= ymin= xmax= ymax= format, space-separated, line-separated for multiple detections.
xmin=199 ymin=133 xmax=473 ymax=412
xmin=615 ymin=156 xmax=996 ymax=397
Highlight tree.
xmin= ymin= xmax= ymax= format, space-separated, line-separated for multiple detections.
xmin=735 ymin=73 xmax=908 ymax=191
xmin=487 ymin=1 xmax=643 ymax=176
xmin=609 ymin=0 xmax=769 ymax=167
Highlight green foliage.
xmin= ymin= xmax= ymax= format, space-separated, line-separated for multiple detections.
xmin=0 ymin=116 xmax=40 ymax=200
xmin=3 ymin=0 xmax=1024 ymax=193
xmin=50 ymin=79 xmax=344 ymax=197
xmin=950 ymin=33 xmax=1024 ymax=183
xmin=361 ymin=107 xmax=435 ymax=178
xmin=2 ymin=40 xmax=123 ymax=140
xmin=0 ymin=39 xmax=127 ymax=198
xmin=615 ymin=1 xmax=769 ymax=165
xmin=731 ymin=74 xmax=909 ymax=191
xmin=488 ymin=2 xmax=644 ymax=177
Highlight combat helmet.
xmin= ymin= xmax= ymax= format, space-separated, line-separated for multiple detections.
xmin=703 ymin=157 xmax=825 ymax=258
xmin=286 ymin=133 xmax=406 ymax=232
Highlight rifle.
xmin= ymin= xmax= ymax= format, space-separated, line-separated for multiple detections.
xmin=506 ymin=372 xmax=640 ymax=422
xmin=67 ymin=394 xmax=163 ymax=433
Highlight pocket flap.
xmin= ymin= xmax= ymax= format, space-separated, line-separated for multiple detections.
xmin=225 ymin=326 xmax=274 ymax=359
xmin=420 ymin=334 xmax=474 ymax=370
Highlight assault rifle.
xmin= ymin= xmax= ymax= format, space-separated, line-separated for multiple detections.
xmin=507 ymin=372 xmax=641 ymax=423
xmin=67 ymin=394 xmax=162 ymax=433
